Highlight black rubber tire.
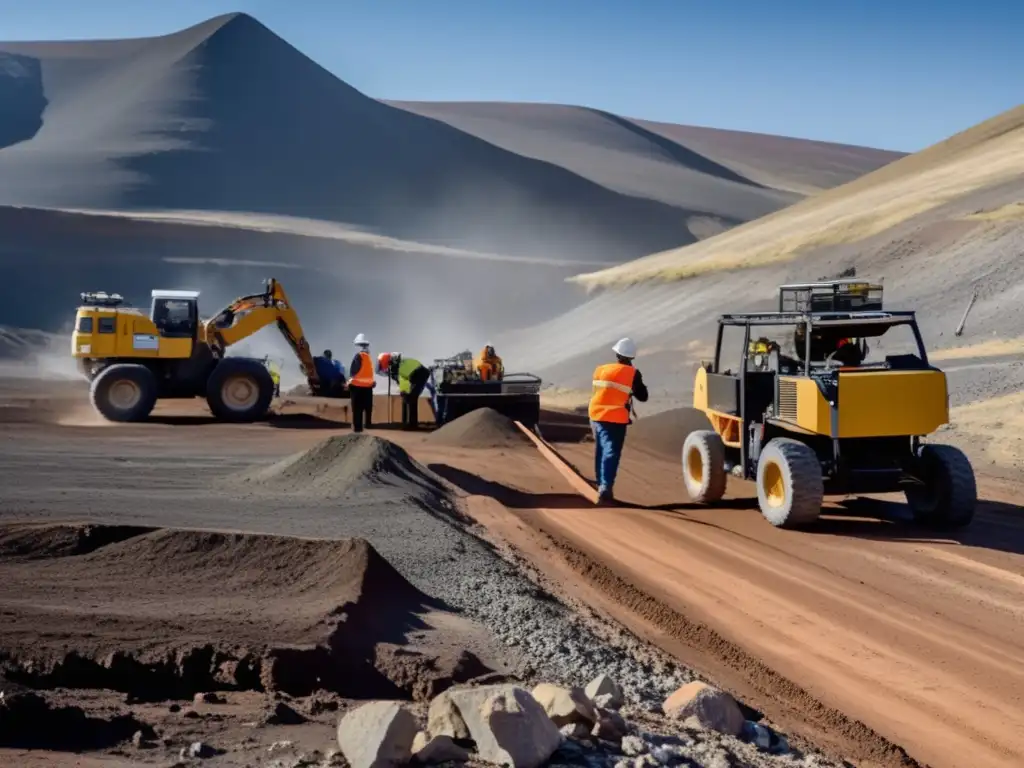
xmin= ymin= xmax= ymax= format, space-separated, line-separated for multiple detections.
xmin=681 ymin=430 xmax=727 ymax=503
xmin=89 ymin=364 xmax=158 ymax=423
xmin=756 ymin=438 xmax=824 ymax=528
xmin=206 ymin=358 xmax=275 ymax=422
xmin=905 ymin=443 xmax=977 ymax=529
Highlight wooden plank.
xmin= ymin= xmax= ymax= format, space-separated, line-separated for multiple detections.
xmin=514 ymin=421 xmax=599 ymax=504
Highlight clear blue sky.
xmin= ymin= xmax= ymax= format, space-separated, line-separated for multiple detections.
xmin=1 ymin=0 xmax=1020 ymax=152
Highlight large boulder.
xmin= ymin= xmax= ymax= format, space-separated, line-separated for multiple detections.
xmin=431 ymin=684 xmax=560 ymax=768
xmin=584 ymin=674 xmax=625 ymax=710
xmin=662 ymin=682 xmax=744 ymax=737
xmin=530 ymin=683 xmax=598 ymax=727
xmin=337 ymin=700 xmax=418 ymax=768
xmin=427 ymin=689 xmax=471 ymax=741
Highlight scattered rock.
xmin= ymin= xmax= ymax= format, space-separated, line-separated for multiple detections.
xmin=585 ymin=675 xmax=625 ymax=710
xmin=592 ymin=708 xmax=628 ymax=742
xmin=193 ymin=692 xmax=225 ymax=705
xmin=130 ymin=730 xmax=148 ymax=748
xmin=661 ymin=682 xmax=744 ymax=737
xmin=304 ymin=692 xmax=343 ymax=716
xmin=187 ymin=741 xmax=216 ymax=759
xmin=337 ymin=700 xmax=418 ymax=768
xmin=531 ymin=682 xmax=598 ymax=727
xmin=479 ymin=687 xmax=562 ymax=768
xmin=268 ymin=740 xmax=296 ymax=753
xmin=741 ymin=720 xmax=790 ymax=754
xmin=266 ymin=700 xmax=308 ymax=725
xmin=168 ymin=703 xmax=181 ymax=713
xmin=411 ymin=731 xmax=470 ymax=763
xmin=182 ymin=709 xmax=201 ymax=720
xmin=560 ymin=721 xmax=592 ymax=739
xmin=620 ymin=734 xmax=647 ymax=757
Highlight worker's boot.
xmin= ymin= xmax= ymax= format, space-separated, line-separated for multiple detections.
xmin=595 ymin=487 xmax=616 ymax=506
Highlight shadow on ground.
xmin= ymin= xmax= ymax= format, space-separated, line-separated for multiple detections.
xmin=429 ymin=463 xmax=594 ymax=510
xmin=809 ymin=496 xmax=1024 ymax=557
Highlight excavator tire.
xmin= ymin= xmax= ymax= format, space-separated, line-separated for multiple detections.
xmin=90 ymin=363 xmax=158 ymax=422
xmin=206 ymin=358 xmax=275 ymax=423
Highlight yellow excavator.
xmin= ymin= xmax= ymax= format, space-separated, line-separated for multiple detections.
xmin=70 ymin=278 xmax=345 ymax=422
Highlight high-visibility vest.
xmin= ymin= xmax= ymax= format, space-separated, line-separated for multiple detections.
xmin=588 ymin=363 xmax=636 ymax=424
xmin=350 ymin=351 xmax=375 ymax=387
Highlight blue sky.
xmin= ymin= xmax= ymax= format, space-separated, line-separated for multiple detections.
xmin=1 ymin=0 xmax=1020 ymax=152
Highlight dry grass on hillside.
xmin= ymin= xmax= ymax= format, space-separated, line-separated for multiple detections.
xmin=573 ymin=106 xmax=1024 ymax=289
xmin=930 ymin=337 xmax=1024 ymax=361
xmin=964 ymin=201 xmax=1024 ymax=222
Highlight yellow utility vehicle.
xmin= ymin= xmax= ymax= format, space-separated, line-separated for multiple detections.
xmin=684 ymin=280 xmax=976 ymax=529
xmin=71 ymin=278 xmax=342 ymax=423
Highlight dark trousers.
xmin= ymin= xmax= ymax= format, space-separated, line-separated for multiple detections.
xmin=591 ymin=420 xmax=627 ymax=494
xmin=350 ymin=386 xmax=374 ymax=432
xmin=401 ymin=366 xmax=430 ymax=430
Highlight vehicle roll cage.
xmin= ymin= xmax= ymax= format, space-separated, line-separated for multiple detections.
xmin=711 ymin=310 xmax=929 ymax=376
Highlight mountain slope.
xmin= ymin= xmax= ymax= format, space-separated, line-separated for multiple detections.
xmin=391 ymin=100 xmax=902 ymax=239
xmin=572 ymin=104 xmax=1024 ymax=287
xmin=0 ymin=13 xmax=695 ymax=263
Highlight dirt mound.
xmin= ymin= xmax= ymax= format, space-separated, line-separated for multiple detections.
xmin=233 ymin=433 xmax=448 ymax=498
xmin=625 ymin=407 xmax=712 ymax=458
xmin=427 ymin=407 xmax=530 ymax=450
xmin=0 ymin=523 xmax=489 ymax=701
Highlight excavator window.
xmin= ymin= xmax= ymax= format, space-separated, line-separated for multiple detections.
xmin=152 ymin=298 xmax=197 ymax=339
xmin=98 ymin=317 xmax=116 ymax=334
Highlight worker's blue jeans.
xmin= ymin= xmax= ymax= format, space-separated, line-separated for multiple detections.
xmin=591 ymin=420 xmax=627 ymax=494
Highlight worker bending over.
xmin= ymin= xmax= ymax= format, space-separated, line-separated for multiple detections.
xmin=475 ymin=344 xmax=504 ymax=381
xmin=588 ymin=337 xmax=648 ymax=504
xmin=348 ymin=333 xmax=376 ymax=433
xmin=377 ymin=352 xmax=436 ymax=430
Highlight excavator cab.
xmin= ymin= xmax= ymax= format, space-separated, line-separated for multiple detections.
xmin=150 ymin=290 xmax=199 ymax=341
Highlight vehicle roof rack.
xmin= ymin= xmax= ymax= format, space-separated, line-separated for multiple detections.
xmin=80 ymin=291 xmax=125 ymax=308
xmin=779 ymin=279 xmax=883 ymax=313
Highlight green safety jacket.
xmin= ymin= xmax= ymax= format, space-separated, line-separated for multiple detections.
xmin=394 ymin=356 xmax=424 ymax=394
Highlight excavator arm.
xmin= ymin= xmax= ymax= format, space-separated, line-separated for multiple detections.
xmin=202 ymin=278 xmax=323 ymax=393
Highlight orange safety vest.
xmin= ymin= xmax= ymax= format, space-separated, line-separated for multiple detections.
xmin=350 ymin=351 xmax=375 ymax=388
xmin=588 ymin=363 xmax=636 ymax=424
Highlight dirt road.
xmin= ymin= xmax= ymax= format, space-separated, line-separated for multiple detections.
xmin=2 ymin=381 xmax=1022 ymax=768
xmin=465 ymin=439 xmax=1024 ymax=768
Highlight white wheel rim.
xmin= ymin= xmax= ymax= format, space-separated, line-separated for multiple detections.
xmin=222 ymin=375 xmax=259 ymax=411
xmin=109 ymin=380 xmax=141 ymax=410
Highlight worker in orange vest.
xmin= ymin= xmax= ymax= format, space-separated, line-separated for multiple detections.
xmin=588 ymin=337 xmax=648 ymax=504
xmin=348 ymin=333 xmax=376 ymax=432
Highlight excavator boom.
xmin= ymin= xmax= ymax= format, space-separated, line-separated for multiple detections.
xmin=203 ymin=278 xmax=322 ymax=392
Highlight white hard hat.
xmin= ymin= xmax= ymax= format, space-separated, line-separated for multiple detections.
xmin=353 ymin=333 xmax=369 ymax=346
xmin=612 ymin=337 xmax=637 ymax=358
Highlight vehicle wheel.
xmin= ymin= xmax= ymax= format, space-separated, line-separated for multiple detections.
xmin=89 ymin=364 xmax=158 ymax=422
xmin=905 ymin=443 xmax=976 ymax=529
xmin=206 ymin=358 xmax=274 ymax=422
xmin=756 ymin=438 xmax=824 ymax=528
xmin=682 ymin=430 xmax=727 ymax=503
